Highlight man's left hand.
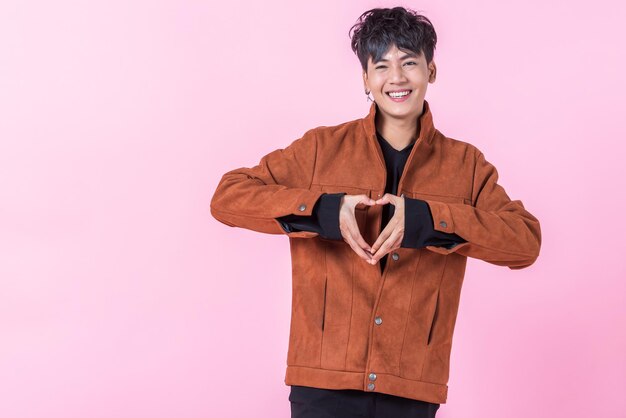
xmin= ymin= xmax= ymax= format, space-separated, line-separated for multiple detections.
xmin=368 ymin=193 xmax=405 ymax=265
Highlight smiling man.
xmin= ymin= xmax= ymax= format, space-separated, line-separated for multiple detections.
xmin=367 ymin=46 xmax=432 ymax=149
xmin=210 ymin=6 xmax=541 ymax=418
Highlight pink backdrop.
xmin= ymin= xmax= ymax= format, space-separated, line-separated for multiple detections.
xmin=1 ymin=1 xmax=625 ymax=417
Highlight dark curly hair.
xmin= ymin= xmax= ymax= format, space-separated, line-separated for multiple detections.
xmin=349 ymin=6 xmax=437 ymax=72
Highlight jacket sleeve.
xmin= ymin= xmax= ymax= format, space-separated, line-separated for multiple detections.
xmin=401 ymin=197 xmax=468 ymax=249
xmin=210 ymin=129 xmax=328 ymax=238
xmin=276 ymin=192 xmax=345 ymax=240
xmin=421 ymin=150 xmax=542 ymax=269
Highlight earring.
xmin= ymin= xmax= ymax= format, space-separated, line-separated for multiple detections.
xmin=365 ymin=89 xmax=373 ymax=102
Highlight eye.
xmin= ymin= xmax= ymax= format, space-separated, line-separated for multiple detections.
xmin=375 ymin=65 xmax=387 ymax=69
xmin=404 ymin=61 xmax=417 ymax=66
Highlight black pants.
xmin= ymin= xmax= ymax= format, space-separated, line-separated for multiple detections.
xmin=289 ymin=385 xmax=441 ymax=418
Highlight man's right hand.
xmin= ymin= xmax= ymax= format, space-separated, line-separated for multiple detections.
xmin=339 ymin=194 xmax=377 ymax=263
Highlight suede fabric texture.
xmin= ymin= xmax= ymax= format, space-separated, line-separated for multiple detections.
xmin=210 ymin=100 xmax=542 ymax=404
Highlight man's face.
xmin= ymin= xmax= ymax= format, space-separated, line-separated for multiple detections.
xmin=363 ymin=44 xmax=436 ymax=121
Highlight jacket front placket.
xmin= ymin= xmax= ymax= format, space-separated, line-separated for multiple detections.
xmin=361 ymin=101 xmax=436 ymax=281
xmin=360 ymin=101 xmax=436 ymax=391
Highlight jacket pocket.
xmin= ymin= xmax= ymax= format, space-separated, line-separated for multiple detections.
xmin=407 ymin=191 xmax=469 ymax=205
xmin=320 ymin=184 xmax=371 ymax=196
xmin=321 ymin=274 xmax=327 ymax=331
xmin=426 ymin=287 xmax=440 ymax=346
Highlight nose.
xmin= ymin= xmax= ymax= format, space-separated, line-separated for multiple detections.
xmin=388 ymin=64 xmax=408 ymax=83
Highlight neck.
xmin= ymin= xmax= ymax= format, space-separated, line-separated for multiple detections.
xmin=375 ymin=104 xmax=424 ymax=151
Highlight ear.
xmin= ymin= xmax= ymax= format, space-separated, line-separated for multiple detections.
xmin=428 ymin=61 xmax=437 ymax=83
xmin=362 ymin=70 xmax=368 ymax=90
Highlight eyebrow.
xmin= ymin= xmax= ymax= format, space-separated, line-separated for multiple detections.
xmin=376 ymin=53 xmax=419 ymax=62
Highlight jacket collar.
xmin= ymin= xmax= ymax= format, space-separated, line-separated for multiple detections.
xmin=362 ymin=99 xmax=436 ymax=146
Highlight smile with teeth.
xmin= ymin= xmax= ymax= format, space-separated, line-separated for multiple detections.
xmin=387 ymin=90 xmax=411 ymax=98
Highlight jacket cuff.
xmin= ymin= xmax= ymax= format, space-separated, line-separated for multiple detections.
xmin=401 ymin=197 xmax=468 ymax=249
xmin=424 ymin=199 xmax=456 ymax=234
xmin=274 ymin=193 xmax=345 ymax=240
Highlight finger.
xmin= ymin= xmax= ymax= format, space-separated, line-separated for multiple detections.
xmin=375 ymin=193 xmax=404 ymax=206
xmin=370 ymin=226 xmax=391 ymax=254
xmin=370 ymin=238 xmax=393 ymax=264
xmin=360 ymin=193 xmax=377 ymax=206
xmin=370 ymin=233 xmax=394 ymax=263
xmin=347 ymin=219 xmax=373 ymax=260
xmin=387 ymin=229 xmax=404 ymax=254
xmin=350 ymin=198 xmax=374 ymax=252
xmin=347 ymin=218 xmax=372 ymax=254
xmin=374 ymin=193 xmax=391 ymax=205
xmin=371 ymin=216 xmax=398 ymax=253
xmin=370 ymin=223 xmax=404 ymax=263
xmin=352 ymin=228 xmax=372 ymax=253
xmin=341 ymin=216 xmax=372 ymax=258
xmin=344 ymin=231 xmax=373 ymax=262
xmin=382 ymin=231 xmax=403 ymax=255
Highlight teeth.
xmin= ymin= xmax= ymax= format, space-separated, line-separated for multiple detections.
xmin=388 ymin=91 xmax=410 ymax=98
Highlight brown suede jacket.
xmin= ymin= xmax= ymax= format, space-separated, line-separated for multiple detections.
xmin=209 ymin=100 xmax=542 ymax=404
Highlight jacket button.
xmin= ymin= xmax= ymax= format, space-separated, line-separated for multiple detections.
xmin=439 ymin=220 xmax=447 ymax=228
xmin=298 ymin=204 xmax=307 ymax=212
xmin=391 ymin=252 xmax=399 ymax=261
xmin=368 ymin=373 xmax=377 ymax=381
xmin=367 ymin=383 xmax=375 ymax=390
xmin=374 ymin=316 xmax=382 ymax=325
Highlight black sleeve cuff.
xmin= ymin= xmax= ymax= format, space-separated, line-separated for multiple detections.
xmin=316 ymin=193 xmax=344 ymax=240
xmin=401 ymin=197 xmax=468 ymax=249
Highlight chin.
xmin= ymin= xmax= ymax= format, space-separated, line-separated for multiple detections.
xmin=380 ymin=102 xmax=418 ymax=117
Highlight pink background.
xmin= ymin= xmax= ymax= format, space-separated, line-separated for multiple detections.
xmin=1 ymin=0 xmax=625 ymax=417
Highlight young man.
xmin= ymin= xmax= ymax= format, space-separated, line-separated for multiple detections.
xmin=210 ymin=6 xmax=541 ymax=418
